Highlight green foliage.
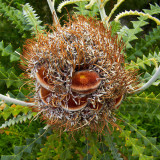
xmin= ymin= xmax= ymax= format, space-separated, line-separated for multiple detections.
xmin=127 ymin=51 xmax=160 ymax=70
xmin=0 ymin=111 xmax=37 ymax=129
xmin=127 ymin=26 xmax=160 ymax=61
xmin=22 ymin=3 xmax=45 ymax=35
xmin=0 ymin=0 xmax=26 ymax=34
xmin=104 ymin=129 xmax=123 ymax=160
xmin=143 ymin=3 xmax=160 ymax=15
xmin=38 ymin=132 xmax=76 ymax=160
xmin=0 ymin=104 xmax=32 ymax=120
xmin=120 ymin=92 xmax=160 ymax=120
xmin=1 ymin=128 xmax=50 ymax=160
xmin=0 ymin=41 xmax=23 ymax=94
xmin=74 ymin=1 xmax=99 ymax=18
xmin=118 ymin=16 xmax=149 ymax=49
xmin=0 ymin=41 xmax=20 ymax=63
xmin=118 ymin=3 xmax=160 ymax=49
xmin=116 ymin=117 xmax=160 ymax=159
xmin=110 ymin=21 xmax=121 ymax=36
xmin=38 ymin=130 xmax=117 ymax=160
xmin=126 ymin=50 xmax=160 ymax=86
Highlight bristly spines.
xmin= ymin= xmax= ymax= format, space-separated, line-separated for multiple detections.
xmin=22 ymin=15 xmax=138 ymax=131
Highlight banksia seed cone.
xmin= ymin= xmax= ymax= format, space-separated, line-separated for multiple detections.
xmin=22 ymin=16 xmax=138 ymax=131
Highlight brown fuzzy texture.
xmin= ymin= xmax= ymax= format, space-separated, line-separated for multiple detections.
xmin=22 ymin=16 xmax=138 ymax=131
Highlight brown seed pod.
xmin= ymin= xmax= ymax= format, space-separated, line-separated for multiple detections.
xmin=22 ymin=15 xmax=139 ymax=131
xmin=71 ymin=70 xmax=101 ymax=94
xmin=36 ymin=66 xmax=55 ymax=91
xmin=39 ymin=87 xmax=52 ymax=105
xmin=61 ymin=95 xmax=88 ymax=111
xmin=114 ymin=95 xmax=124 ymax=109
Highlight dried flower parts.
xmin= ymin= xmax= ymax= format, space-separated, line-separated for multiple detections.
xmin=22 ymin=16 xmax=138 ymax=131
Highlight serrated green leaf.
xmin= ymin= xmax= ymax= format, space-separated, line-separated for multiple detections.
xmin=139 ymin=154 xmax=154 ymax=160
xmin=1 ymin=109 xmax=12 ymax=120
xmin=0 ymin=41 xmax=4 ymax=51
xmin=10 ymin=48 xmax=21 ymax=62
xmin=118 ymin=15 xmax=149 ymax=49
xmin=74 ymin=2 xmax=99 ymax=18
xmin=2 ymin=44 xmax=13 ymax=56
xmin=143 ymin=3 xmax=160 ymax=15
xmin=143 ymin=137 xmax=156 ymax=146
xmin=0 ymin=1 xmax=27 ymax=33
xmin=132 ymin=145 xmax=145 ymax=156
xmin=136 ymin=130 xmax=146 ymax=138
xmin=125 ymin=137 xmax=138 ymax=146
xmin=14 ymin=145 xmax=24 ymax=155
xmin=0 ymin=70 xmax=7 ymax=84
xmin=83 ymin=154 xmax=92 ymax=160
xmin=89 ymin=145 xmax=101 ymax=156
xmin=80 ymin=136 xmax=86 ymax=142
xmin=110 ymin=21 xmax=121 ymax=36
xmin=1 ymin=155 xmax=15 ymax=160
xmin=128 ymin=26 xmax=160 ymax=60
xmin=120 ymin=130 xmax=131 ymax=138
xmin=23 ymin=3 xmax=44 ymax=34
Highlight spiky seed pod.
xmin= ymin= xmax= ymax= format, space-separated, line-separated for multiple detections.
xmin=22 ymin=16 xmax=138 ymax=131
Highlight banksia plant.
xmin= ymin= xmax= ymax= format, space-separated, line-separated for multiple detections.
xmin=22 ymin=15 xmax=138 ymax=131
xmin=1 ymin=0 xmax=160 ymax=159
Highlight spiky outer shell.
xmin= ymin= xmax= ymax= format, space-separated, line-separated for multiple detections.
xmin=22 ymin=16 xmax=138 ymax=131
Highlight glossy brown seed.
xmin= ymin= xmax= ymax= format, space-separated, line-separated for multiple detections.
xmin=115 ymin=95 xmax=124 ymax=109
xmin=39 ymin=87 xmax=52 ymax=105
xmin=35 ymin=66 xmax=54 ymax=91
xmin=61 ymin=95 xmax=88 ymax=111
xmin=71 ymin=71 xmax=101 ymax=94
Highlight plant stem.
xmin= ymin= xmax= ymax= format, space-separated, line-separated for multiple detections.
xmin=0 ymin=94 xmax=34 ymax=106
xmin=115 ymin=11 xmax=160 ymax=25
xmin=96 ymin=0 xmax=108 ymax=27
xmin=46 ymin=0 xmax=59 ymax=25
xmin=134 ymin=66 xmax=160 ymax=93
xmin=107 ymin=0 xmax=125 ymax=23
